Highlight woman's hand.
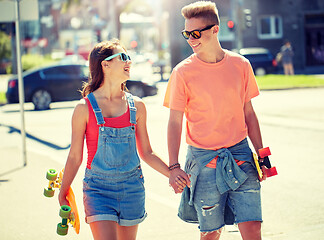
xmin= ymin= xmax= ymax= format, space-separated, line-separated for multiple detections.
xmin=58 ymin=190 xmax=69 ymax=207
xmin=169 ymin=168 xmax=190 ymax=193
xmin=175 ymin=175 xmax=188 ymax=192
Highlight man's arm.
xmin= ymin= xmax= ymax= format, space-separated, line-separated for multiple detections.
xmin=244 ymin=101 xmax=263 ymax=152
xmin=244 ymin=100 xmax=267 ymax=181
xmin=168 ymin=109 xmax=190 ymax=193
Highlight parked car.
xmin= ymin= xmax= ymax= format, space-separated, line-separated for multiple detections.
xmin=234 ymin=48 xmax=278 ymax=76
xmin=6 ymin=63 xmax=157 ymax=110
xmin=126 ymin=79 xmax=157 ymax=98
xmin=6 ymin=64 xmax=89 ymax=110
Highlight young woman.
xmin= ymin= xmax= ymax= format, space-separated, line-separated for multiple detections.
xmin=58 ymin=39 xmax=187 ymax=240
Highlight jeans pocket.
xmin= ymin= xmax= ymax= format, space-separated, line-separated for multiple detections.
xmin=240 ymin=162 xmax=260 ymax=189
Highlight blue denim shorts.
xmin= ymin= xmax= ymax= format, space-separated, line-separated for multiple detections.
xmin=83 ymin=168 xmax=147 ymax=226
xmin=193 ymin=161 xmax=262 ymax=232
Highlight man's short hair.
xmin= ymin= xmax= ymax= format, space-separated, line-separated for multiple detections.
xmin=181 ymin=1 xmax=220 ymax=26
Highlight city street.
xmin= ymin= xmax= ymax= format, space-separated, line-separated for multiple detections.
xmin=0 ymin=82 xmax=324 ymax=240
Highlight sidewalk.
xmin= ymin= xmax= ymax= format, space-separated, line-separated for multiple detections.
xmin=2 ymin=81 xmax=324 ymax=239
xmin=0 ymin=148 xmax=94 ymax=240
xmin=0 ymin=145 xmax=243 ymax=240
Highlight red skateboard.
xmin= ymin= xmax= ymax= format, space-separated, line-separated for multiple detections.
xmin=253 ymin=147 xmax=278 ymax=180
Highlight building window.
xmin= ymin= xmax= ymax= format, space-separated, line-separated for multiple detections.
xmin=257 ymin=15 xmax=282 ymax=39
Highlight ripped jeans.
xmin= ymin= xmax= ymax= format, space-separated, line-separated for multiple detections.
xmin=193 ymin=161 xmax=262 ymax=232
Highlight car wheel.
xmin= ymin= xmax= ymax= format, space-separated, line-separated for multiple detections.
xmin=128 ymin=85 xmax=145 ymax=98
xmin=32 ymin=89 xmax=52 ymax=110
xmin=255 ymin=67 xmax=266 ymax=76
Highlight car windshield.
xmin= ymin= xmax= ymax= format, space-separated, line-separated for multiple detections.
xmin=19 ymin=64 xmax=89 ymax=78
xmin=19 ymin=64 xmax=55 ymax=77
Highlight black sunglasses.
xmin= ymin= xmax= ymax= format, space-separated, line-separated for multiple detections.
xmin=181 ymin=24 xmax=215 ymax=40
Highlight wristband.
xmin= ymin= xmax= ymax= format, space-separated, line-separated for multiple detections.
xmin=168 ymin=163 xmax=180 ymax=171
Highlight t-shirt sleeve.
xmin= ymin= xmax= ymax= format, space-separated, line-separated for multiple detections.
xmin=244 ymin=60 xmax=260 ymax=102
xmin=163 ymin=68 xmax=186 ymax=111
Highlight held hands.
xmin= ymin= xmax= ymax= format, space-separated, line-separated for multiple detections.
xmin=169 ymin=164 xmax=190 ymax=193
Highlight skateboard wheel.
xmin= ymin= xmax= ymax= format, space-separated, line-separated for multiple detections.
xmin=46 ymin=169 xmax=58 ymax=181
xmin=259 ymin=147 xmax=271 ymax=158
xmin=57 ymin=223 xmax=69 ymax=235
xmin=265 ymin=167 xmax=278 ymax=177
xmin=60 ymin=205 xmax=72 ymax=218
xmin=43 ymin=188 xmax=55 ymax=197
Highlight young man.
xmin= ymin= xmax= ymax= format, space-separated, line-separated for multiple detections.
xmin=164 ymin=1 xmax=267 ymax=240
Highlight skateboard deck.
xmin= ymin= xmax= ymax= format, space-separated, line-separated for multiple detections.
xmin=253 ymin=147 xmax=278 ymax=180
xmin=44 ymin=168 xmax=80 ymax=235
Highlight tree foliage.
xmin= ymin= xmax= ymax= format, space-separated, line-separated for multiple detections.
xmin=61 ymin=0 xmax=81 ymax=13
xmin=0 ymin=31 xmax=11 ymax=60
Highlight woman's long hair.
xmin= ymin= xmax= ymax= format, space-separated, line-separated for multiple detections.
xmin=81 ymin=39 xmax=126 ymax=97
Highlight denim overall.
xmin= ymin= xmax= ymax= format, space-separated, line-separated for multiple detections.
xmin=83 ymin=92 xmax=147 ymax=226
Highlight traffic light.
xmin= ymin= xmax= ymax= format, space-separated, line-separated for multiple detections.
xmin=243 ymin=9 xmax=252 ymax=27
xmin=227 ymin=20 xmax=235 ymax=31
xmin=130 ymin=40 xmax=138 ymax=49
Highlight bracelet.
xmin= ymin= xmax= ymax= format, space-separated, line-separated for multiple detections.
xmin=169 ymin=165 xmax=180 ymax=171
xmin=168 ymin=163 xmax=180 ymax=171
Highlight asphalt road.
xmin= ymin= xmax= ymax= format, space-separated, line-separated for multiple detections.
xmin=0 ymin=82 xmax=324 ymax=239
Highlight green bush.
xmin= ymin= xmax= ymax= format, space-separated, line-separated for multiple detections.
xmin=0 ymin=31 xmax=11 ymax=60
xmin=22 ymin=54 xmax=55 ymax=71
xmin=0 ymin=92 xmax=6 ymax=105
xmin=6 ymin=54 xmax=56 ymax=73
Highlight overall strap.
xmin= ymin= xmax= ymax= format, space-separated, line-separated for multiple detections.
xmin=125 ymin=92 xmax=137 ymax=125
xmin=87 ymin=92 xmax=105 ymax=126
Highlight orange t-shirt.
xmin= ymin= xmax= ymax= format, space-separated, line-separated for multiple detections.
xmin=163 ymin=50 xmax=259 ymax=150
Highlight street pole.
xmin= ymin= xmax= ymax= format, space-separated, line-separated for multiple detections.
xmin=15 ymin=0 xmax=27 ymax=166
xmin=236 ymin=0 xmax=244 ymax=50
xmin=230 ymin=0 xmax=244 ymax=50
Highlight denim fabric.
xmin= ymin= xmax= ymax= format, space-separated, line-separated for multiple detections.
xmin=178 ymin=138 xmax=262 ymax=229
xmin=83 ymin=167 xmax=146 ymax=226
xmin=193 ymin=162 xmax=261 ymax=232
xmin=83 ymin=92 xmax=147 ymax=226
xmin=186 ymin=138 xmax=253 ymax=203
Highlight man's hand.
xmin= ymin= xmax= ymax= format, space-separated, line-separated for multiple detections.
xmin=260 ymin=165 xmax=267 ymax=182
xmin=169 ymin=168 xmax=190 ymax=193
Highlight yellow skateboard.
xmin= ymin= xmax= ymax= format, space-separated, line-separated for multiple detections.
xmin=44 ymin=169 xmax=80 ymax=235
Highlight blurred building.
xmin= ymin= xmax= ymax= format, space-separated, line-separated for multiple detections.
xmin=0 ymin=0 xmax=162 ymax=62
xmin=166 ymin=0 xmax=324 ymax=72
